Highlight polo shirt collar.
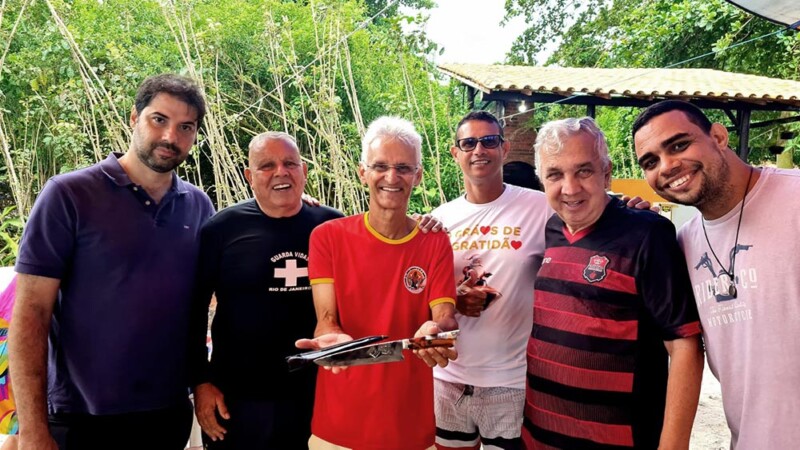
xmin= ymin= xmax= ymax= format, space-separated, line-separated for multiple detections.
xmin=100 ymin=152 xmax=187 ymax=194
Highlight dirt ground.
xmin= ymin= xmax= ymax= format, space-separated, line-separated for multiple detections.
xmin=691 ymin=359 xmax=731 ymax=450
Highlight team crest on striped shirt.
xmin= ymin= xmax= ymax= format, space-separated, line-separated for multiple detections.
xmin=404 ymin=266 xmax=427 ymax=294
xmin=583 ymin=255 xmax=609 ymax=283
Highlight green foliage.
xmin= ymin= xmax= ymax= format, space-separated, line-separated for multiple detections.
xmin=0 ymin=206 xmax=22 ymax=266
xmin=0 ymin=0 xmax=468 ymax=245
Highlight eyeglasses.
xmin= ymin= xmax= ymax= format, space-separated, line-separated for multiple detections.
xmin=365 ymin=163 xmax=419 ymax=175
xmin=456 ymin=135 xmax=504 ymax=152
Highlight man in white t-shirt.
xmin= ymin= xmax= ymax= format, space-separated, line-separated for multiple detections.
xmin=633 ymin=100 xmax=800 ymax=449
xmin=431 ymin=111 xmax=549 ymax=449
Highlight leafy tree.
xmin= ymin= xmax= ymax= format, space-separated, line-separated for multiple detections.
xmin=0 ymin=0 xmax=469 ymax=264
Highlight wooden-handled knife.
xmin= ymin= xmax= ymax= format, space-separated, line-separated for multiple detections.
xmin=312 ymin=330 xmax=460 ymax=367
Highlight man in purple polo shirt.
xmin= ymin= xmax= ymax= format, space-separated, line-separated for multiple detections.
xmin=10 ymin=74 xmax=214 ymax=450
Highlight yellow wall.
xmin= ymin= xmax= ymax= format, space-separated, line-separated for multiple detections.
xmin=610 ymin=179 xmax=667 ymax=203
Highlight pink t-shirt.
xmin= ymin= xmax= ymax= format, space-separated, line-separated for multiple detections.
xmin=678 ymin=167 xmax=800 ymax=449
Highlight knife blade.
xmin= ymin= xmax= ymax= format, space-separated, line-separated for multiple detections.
xmin=313 ymin=330 xmax=460 ymax=367
xmin=286 ymin=334 xmax=388 ymax=372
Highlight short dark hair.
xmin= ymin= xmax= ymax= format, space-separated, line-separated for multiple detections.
xmin=503 ymin=161 xmax=543 ymax=191
xmin=632 ymin=100 xmax=712 ymax=141
xmin=134 ymin=74 xmax=207 ymax=129
xmin=455 ymin=110 xmax=504 ymax=143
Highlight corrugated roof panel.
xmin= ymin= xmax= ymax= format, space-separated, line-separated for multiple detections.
xmin=437 ymin=63 xmax=800 ymax=107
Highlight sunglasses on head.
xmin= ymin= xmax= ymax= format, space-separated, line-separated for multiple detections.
xmin=365 ymin=163 xmax=418 ymax=175
xmin=456 ymin=135 xmax=504 ymax=152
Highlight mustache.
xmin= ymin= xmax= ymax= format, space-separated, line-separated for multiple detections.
xmin=149 ymin=141 xmax=180 ymax=155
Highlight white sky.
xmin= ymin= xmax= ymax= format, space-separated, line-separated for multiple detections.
xmin=403 ymin=0 xmax=531 ymax=65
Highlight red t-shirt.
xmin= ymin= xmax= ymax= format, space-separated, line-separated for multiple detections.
xmin=309 ymin=214 xmax=455 ymax=449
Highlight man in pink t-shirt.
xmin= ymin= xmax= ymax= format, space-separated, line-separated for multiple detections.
xmin=634 ymin=100 xmax=800 ymax=449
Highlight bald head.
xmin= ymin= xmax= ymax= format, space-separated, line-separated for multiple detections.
xmin=249 ymin=132 xmax=300 ymax=164
xmin=245 ymin=131 xmax=307 ymax=218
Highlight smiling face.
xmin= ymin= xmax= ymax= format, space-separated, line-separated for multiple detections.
xmin=129 ymin=93 xmax=198 ymax=173
xmin=540 ymin=131 xmax=611 ymax=234
xmin=634 ymin=110 xmax=732 ymax=210
xmin=245 ymin=136 xmax=307 ymax=218
xmin=359 ymin=136 xmax=422 ymax=214
xmin=451 ymin=119 xmax=509 ymax=186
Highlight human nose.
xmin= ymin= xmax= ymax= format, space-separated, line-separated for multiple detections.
xmin=561 ymin=174 xmax=581 ymax=196
xmin=472 ymin=141 xmax=490 ymax=155
xmin=383 ymin=166 xmax=401 ymax=182
xmin=274 ymin=163 xmax=289 ymax=176
xmin=161 ymin=125 xmax=178 ymax=143
xmin=659 ymin=154 xmax=681 ymax=177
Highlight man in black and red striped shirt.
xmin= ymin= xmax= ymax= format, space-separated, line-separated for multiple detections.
xmin=523 ymin=117 xmax=703 ymax=450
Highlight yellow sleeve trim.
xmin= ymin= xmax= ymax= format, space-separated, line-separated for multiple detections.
xmin=310 ymin=278 xmax=334 ymax=285
xmin=429 ymin=297 xmax=456 ymax=308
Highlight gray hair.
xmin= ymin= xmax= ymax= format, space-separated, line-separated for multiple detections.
xmin=534 ymin=117 xmax=611 ymax=175
xmin=361 ymin=116 xmax=422 ymax=164
xmin=248 ymin=131 xmax=299 ymax=154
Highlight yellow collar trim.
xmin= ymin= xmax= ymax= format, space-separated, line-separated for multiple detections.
xmin=364 ymin=212 xmax=418 ymax=244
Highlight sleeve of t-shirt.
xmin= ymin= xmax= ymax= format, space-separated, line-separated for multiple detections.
xmin=308 ymin=222 xmax=334 ymax=285
xmin=187 ymin=217 xmax=221 ymax=387
xmin=15 ymin=178 xmax=76 ymax=279
xmin=637 ymin=218 xmax=702 ymax=340
xmin=426 ymin=232 xmax=457 ymax=308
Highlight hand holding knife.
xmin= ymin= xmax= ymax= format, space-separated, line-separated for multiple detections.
xmin=287 ymin=330 xmax=460 ymax=371
xmin=315 ymin=330 xmax=459 ymax=368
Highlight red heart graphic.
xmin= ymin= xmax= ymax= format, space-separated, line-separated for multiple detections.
xmin=480 ymin=226 xmax=491 ymax=235
xmin=511 ymin=240 xmax=522 ymax=250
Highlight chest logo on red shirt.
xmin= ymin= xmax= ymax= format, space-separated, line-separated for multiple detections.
xmin=404 ymin=266 xmax=427 ymax=294
xmin=583 ymin=255 xmax=609 ymax=283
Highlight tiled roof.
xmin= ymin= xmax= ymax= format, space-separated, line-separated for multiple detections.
xmin=438 ymin=63 xmax=800 ymax=108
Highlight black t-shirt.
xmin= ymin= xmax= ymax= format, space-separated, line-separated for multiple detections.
xmin=189 ymin=200 xmax=343 ymax=400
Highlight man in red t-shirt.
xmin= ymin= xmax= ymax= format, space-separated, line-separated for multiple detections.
xmin=297 ymin=116 xmax=458 ymax=450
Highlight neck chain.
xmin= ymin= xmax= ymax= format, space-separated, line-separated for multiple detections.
xmin=701 ymin=166 xmax=754 ymax=299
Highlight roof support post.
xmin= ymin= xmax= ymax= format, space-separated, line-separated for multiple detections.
xmin=467 ymin=87 xmax=478 ymax=110
xmin=736 ymin=109 xmax=752 ymax=161
xmin=586 ymin=104 xmax=596 ymax=118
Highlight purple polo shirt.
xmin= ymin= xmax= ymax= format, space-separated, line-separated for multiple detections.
xmin=16 ymin=153 xmax=214 ymax=415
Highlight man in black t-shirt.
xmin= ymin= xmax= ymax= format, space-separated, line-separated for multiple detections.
xmin=188 ymin=132 xmax=343 ymax=450
xmin=523 ymin=117 xmax=704 ymax=449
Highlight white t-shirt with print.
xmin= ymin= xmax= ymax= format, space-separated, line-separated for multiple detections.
xmin=433 ymin=184 xmax=550 ymax=388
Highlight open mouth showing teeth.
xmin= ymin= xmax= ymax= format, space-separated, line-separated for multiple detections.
xmin=273 ymin=184 xmax=291 ymax=190
xmin=668 ymin=174 xmax=691 ymax=189
xmin=471 ymin=160 xmax=489 ymax=165
xmin=380 ymin=187 xmax=401 ymax=192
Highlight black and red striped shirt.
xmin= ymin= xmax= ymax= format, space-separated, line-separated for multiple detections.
xmin=524 ymin=197 xmax=701 ymax=449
